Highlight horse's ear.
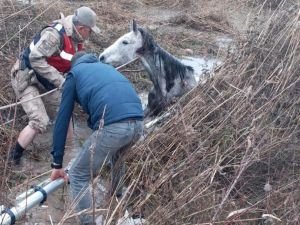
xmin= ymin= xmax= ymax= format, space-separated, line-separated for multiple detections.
xmin=130 ymin=19 xmax=138 ymax=33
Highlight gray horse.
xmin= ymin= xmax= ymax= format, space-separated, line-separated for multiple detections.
xmin=99 ymin=20 xmax=197 ymax=116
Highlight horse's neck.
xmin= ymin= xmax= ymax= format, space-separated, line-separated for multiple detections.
xmin=140 ymin=46 xmax=173 ymax=76
xmin=141 ymin=45 xmax=190 ymax=82
xmin=140 ymin=55 xmax=163 ymax=94
xmin=140 ymin=53 xmax=161 ymax=77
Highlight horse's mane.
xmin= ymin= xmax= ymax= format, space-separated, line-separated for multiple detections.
xmin=137 ymin=28 xmax=194 ymax=92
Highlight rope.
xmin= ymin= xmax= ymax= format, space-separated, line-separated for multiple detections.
xmin=0 ymin=57 xmax=139 ymax=111
xmin=0 ymin=89 xmax=58 ymax=111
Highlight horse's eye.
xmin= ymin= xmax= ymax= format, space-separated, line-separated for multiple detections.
xmin=122 ymin=40 xmax=129 ymax=45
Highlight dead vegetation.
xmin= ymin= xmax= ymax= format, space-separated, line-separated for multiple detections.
xmin=0 ymin=0 xmax=299 ymax=224
xmin=133 ymin=0 xmax=191 ymax=8
xmin=168 ymin=14 xmax=232 ymax=34
xmin=114 ymin=1 xmax=299 ymax=225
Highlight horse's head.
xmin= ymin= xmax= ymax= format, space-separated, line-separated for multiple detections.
xmin=99 ymin=20 xmax=144 ymax=67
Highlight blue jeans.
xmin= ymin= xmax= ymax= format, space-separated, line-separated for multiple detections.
xmin=68 ymin=120 xmax=143 ymax=224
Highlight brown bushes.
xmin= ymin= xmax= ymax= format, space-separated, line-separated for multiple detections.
xmin=116 ymin=2 xmax=300 ymax=224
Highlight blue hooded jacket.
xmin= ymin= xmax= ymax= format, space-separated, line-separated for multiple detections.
xmin=52 ymin=54 xmax=143 ymax=165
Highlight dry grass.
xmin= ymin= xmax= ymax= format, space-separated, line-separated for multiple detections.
xmin=167 ymin=14 xmax=232 ymax=37
xmin=134 ymin=0 xmax=190 ymax=8
xmin=108 ymin=1 xmax=299 ymax=224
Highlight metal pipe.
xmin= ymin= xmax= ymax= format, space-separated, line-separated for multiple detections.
xmin=15 ymin=178 xmax=51 ymax=203
xmin=0 ymin=178 xmax=65 ymax=225
xmin=145 ymin=112 xmax=170 ymax=129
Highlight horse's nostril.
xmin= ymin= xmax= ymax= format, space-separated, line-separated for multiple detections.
xmin=99 ymin=55 xmax=105 ymax=62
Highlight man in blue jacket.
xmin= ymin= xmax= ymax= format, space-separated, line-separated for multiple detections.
xmin=50 ymin=52 xmax=144 ymax=225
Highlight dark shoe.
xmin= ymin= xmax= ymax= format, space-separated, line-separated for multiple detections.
xmin=8 ymin=149 xmax=23 ymax=165
xmin=9 ymin=142 xmax=25 ymax=166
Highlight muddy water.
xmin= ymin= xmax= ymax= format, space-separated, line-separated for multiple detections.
xmin=180 ymin=35 xmax=232 ymax=84
xmin=181 ymin=56 xmax=221 ymax=83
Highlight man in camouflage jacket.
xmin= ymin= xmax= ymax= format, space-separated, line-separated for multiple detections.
xmin=10 ymin=6 xmax=100 ymax=165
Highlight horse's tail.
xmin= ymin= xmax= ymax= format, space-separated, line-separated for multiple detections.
xmin=187 ymin=65 xmax=194 ymax=72
xmin=183 ymin=66 xmax=197 ymax=89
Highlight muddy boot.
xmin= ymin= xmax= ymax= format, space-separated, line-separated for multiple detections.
xmin=9 ymin=142 xmax=25 ymax=165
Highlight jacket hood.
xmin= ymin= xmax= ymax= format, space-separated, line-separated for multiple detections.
xmin=72 ymin=53 xmax=99 ymax=67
